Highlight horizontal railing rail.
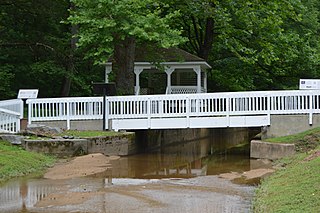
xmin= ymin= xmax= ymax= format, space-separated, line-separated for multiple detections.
xmin=26 ymin=90 xmax=320 ymax=130
xmin=0 ymin=99 xmax=24 ymax=119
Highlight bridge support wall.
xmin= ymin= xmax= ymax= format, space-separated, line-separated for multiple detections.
xmin=262 ymin=114 xmax=320 ymax=139
xmin=135 ymin=127 xmax=258 ymax=153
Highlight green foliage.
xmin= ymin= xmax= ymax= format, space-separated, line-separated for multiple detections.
xmin=253 ymin=148 xmax=320 ymax=212
xmin=0 ymin=64 xmax=15 ymax=99
xmin=1 ymin=0 xmax=320 ymax=96
xmin=0 ymin=0 xmax=104 ymax=98
xmin=0 ymin=140 xmax=56 ymax=183
xmin=171 ymin=0 xmax=320 ymax=91
xmin=68 ymin=0 xmax=186 ymax=63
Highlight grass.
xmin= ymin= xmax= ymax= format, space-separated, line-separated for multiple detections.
xmin=265 ymin=127 xmax=320 ymax=144
xmin=58 ymin=130 xmax=127 ymax=137
xmin=253 ymin=127 xmax=320 ymax=212
xmin=253 ymin=147 xmax=320 ymax=212
xmin=265 ymin=127 xmax=320 ymax=153
xmin=0 ymin=140 xmax=56 ymax=184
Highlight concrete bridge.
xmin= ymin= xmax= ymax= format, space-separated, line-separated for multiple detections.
xmin=1 ymin=90 xmax=320 ymax=137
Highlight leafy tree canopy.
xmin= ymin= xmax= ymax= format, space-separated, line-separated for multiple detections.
xmin=168 ymin=0 xmax=320 ymax=91
xmin=68 ymin=0 xmax=186 ymax=63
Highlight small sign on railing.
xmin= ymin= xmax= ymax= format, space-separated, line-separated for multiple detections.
xmin=18 ymin=89 xmax=39 ymax=99
xmin=299 ymin=79 xmax=320 ymax=90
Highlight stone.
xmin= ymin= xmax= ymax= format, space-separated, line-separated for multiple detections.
xmin=0 ymin=134 xmax=24 ymax=145
xmin=242 ymin=168 xmax=275 ymax=180
xmin=25 ymin=124 xmax=63 ymax=137
xmin=250 ymin=140 xmax=295 ymax=160
xmin=218 ymin=172 xmax=242 ymax=180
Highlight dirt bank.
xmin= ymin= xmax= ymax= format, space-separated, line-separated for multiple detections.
xmin=44 ymin=153 xmax=119 ymax=179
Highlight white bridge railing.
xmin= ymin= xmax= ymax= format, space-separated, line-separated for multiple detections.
xmin=26 ymin=90 xmax=320 ymax=131
xmin=26 ymin=97 xmax=103 ymax=130
xmin=0 ymin=99 xmax=24 ymax=133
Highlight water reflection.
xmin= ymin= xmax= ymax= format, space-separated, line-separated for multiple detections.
xmin=0 ymin=138 xmax=257 ymax=213
xmin=0 ymin=179 xmax=63 ymax=213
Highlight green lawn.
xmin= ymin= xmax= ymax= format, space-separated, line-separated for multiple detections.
xmin=253 ymin=148 xmax=320 ymax=212
xmin=265 ymin=127 xmax=320 ymax=144
xmin=253 ymin=127 xmax=320 ymax=212
xmin=0 ymin=140 xmax=56 ymax=183
xmin=59 ymin=130 xmax=126 ymax=137
xmin=266 ymin=127 xmax=320 ymax=153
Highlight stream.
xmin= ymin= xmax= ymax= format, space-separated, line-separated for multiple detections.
xmin=0 ymin=139 xmax=270 ymax=213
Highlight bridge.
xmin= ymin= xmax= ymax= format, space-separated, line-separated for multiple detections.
xmin=1 ymin=90 xmax=319 ymax=133
xmin=21 ymin=90 xmax=320 ymax=133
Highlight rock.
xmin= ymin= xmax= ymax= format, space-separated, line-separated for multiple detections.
xmin=25 ymin=124 xmax=63 ymax=137
xmin=242 ymin=168 xmax=275 ymax=180
xmin=219 ymin=168 xmax=275 ymax=185
xmin=218 ymin=172 xmax=242 ymax=180
xmin=0 ymin=134 xmax=24 ymax=145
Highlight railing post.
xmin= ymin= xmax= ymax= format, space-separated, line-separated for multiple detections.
xmin=186 ymin=96 xmax=190 ymax=128
xmin=226 ymin=95 xmax=230 ymax=127
xmin=66 ymin=100 xmax=70 ymax=130
xmin=267 ymin=94 xmax=271 ymax=126
xmin=105 ymin=96 xmax=109 ymax=130
xmin=147 ymin=97 xmax=151 ymax=129
xmin=309 ymin=92 xmax=313 ymax=125
xmin=27 ymin=100 xmax=32 ymax=125
xmin=16 ymin=114 xmax=21 ymax=133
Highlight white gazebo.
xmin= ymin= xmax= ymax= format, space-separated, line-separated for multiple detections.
xmin=105 ymin=47 xmax=211 ymax=95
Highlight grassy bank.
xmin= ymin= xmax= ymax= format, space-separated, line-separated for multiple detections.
xmin=60 ymin=130 xmax=126 ymax=137
xmin=253 ymin=129 xmax=320 ymax=212
xmin=0 ymin=140 xmax=56 ymax=184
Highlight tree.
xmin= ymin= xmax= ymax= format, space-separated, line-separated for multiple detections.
xmin=0 ymin=0 xmax=103 ymax=97
xmin=169 ymin=0 xmax=318 ymax=91
xmin=68 ymin=0 xmax=186 ymax=95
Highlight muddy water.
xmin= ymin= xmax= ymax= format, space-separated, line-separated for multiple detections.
xmin=0 ymin=139 xmax=263 ymax=213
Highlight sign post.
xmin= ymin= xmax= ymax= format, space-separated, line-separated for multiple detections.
xmin=92 ymin=83 xmax=116 ymax=130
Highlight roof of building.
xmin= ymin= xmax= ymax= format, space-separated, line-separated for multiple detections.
xmin=134 ymin=47 xmax=205 ymax=63
xmin=106 ymin=45 xmax=211 ymax=69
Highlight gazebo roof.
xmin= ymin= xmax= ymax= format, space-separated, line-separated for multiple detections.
xmin=107 ymin=46 xmax=211 ymax=69
xmin=134 ymin=47 xmax=205 ymax=62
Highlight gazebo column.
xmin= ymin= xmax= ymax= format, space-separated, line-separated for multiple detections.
xmin=165 ymin=67 xmax=175 ymax=94
xmin=134 ymin=67 xmax=144 ymax=95
xmin=204 ymin=71 xmax=207 ymax=93
xmin=105 ymin=66 xmax=112 ymax=83
xmin=193 ymin=66 xmax=202 ymax=93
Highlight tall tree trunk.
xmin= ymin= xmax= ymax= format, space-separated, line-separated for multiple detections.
xmin=113 ymin=36 xmax=135 ymax=95
xmin=60 ymin=2 xmax=77 ymax=97
xmin=198 ymin=17 xmax=214 ymax=61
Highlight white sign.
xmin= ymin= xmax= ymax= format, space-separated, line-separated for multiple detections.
xmin=299 ymin=79 xmax=320 ymax=90
xmin=18 ymin=89 xmax=39 ymax=99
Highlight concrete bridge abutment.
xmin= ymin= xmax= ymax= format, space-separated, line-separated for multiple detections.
xmin=261 ymin=114 xmax=320 ymax=139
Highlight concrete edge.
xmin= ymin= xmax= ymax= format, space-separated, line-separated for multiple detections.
xmin=250 ymin=140 xmax=296 ymax=160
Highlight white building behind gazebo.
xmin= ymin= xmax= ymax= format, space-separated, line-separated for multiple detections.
xmin=105 ymin=48 xmax=211 ymax=95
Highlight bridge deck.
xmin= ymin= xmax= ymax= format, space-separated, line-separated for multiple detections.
xmin=26 ymin=90 xmax=320 ymax=131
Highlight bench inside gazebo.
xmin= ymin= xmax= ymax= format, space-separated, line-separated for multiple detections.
xmin=105 ymin=47 xmax=211 ymax=95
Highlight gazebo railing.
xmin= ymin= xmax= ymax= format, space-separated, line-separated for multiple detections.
xmin=167 ymin=86 xmax=206 ymax=94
